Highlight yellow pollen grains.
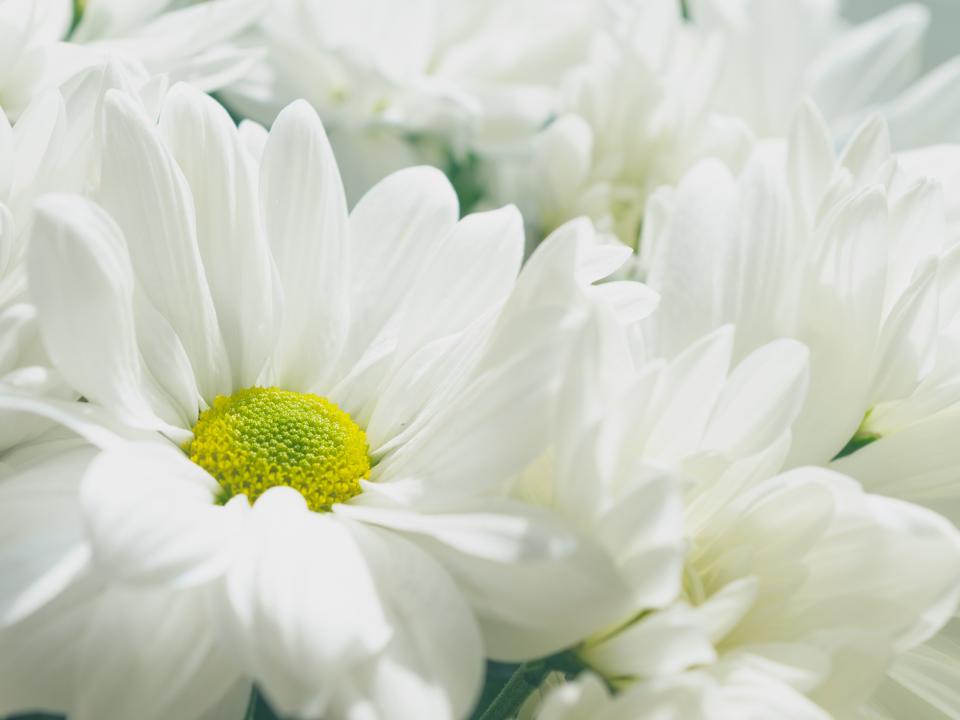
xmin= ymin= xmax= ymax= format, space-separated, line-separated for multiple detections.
xmin=185 ymin=387 xmax=370 ymax=512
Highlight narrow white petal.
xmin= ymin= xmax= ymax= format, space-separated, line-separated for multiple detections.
xmin=76 ymin=586 xmax=241 ymax=720
xmin=328 ymin=523 xmax=484 ymax=720
xmin=97 ymin=89 xmax=229 ymax=400
xmin=342 ymin=498 xmax=632 ymax=661
xmin=160 ymin=83 xmax=279 ymax=388
xmin=702 ymin=339 xmax=810 ymax=460
xmin=261 ymin=100 xmax=350 ymax=391
xmin=213 ymin=491 xmax=391 ymax=718
xmin=81 ymin=442 xmax=244 ymax=587
xmin=0 ymin=442 xmax=93 ymax=626
xmin=29 ymin=194 xmax=182 ymax=432
xmin=342 ymin=166 xmax=459 ymax=376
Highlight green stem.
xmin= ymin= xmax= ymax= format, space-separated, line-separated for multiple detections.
xmin=244 ymin=688 xmax=258 ymax=720
xmin=474 ymin=652 xmax=584 ymax=720
xmin=475 ymin=661 xmax=542 ymax=720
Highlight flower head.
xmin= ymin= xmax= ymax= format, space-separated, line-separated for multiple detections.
xmin=0 ymin=83 xmax=627 ymax=719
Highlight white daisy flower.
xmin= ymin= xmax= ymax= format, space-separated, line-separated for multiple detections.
xmin=0 ymin=60 xmax=163 ymax=450
xmin=640 ymin=100 xmax=960 ymax=718
xmin=519 ymin=298 xmax=960 ymax=718
xmin=690 ymin=0 xmax=960 ymax=148
xmin=1 ymin=59 xmax=164 ymax=307
xmin=526 ymin=0 xmax=752 ymax=250
xmin=0 ymin=0 xmax=263 ymax=121
xmin=642 ymin=102 xmax=957 ymax=476
xmin=0 ymin=82 xmax=629 ymax=719
xmin=219 ymin=0 xmax=621 ymax=203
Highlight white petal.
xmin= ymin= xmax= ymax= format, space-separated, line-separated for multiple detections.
xmin=643 ymin=326 xmax=734 ymax=463
xmin=838 ymin=116 xmax=893 ymax=187
xmin=645 ymin=159 xmax=739 ymax=357
xmin=789 ymin=187 xmax=888 ymax=464
xmin=363 ymin=205 xmax=523 ymax=446
xmin=213 ymin=490 xmax=391 ymax=718
xmin=160 ymin=83 xmax=279 ymax=388
xmin=342 ymin=166 xmax=459 ymax=375
xmin=831 ymin=412 xmax=960 ymax=526
xmin=81 ymin=442 xmax=244 ymax=587
xmin=76 ymin=586 xmax=241 ymax=720
xmin=0 ymin=442 xmax=93 ymax=626
xmin=327 ymin=523 xmax=483 ymax=720
xmin=788 ymin=100 xmax=836 ymax=223
xmin=807 ymin=5 xmax=927 ymax=121
xmin=885 ymin=57 xmax=960 ymax=148
xmin=737 ymin=468 xmax=960 ymax=653
xmin=581 ymin=604 xmax=717 ymax=678
xmin=0 ymin=577 xmax=97 ymax=715
xmin=342 ymin=498 xmax=632 ymax=661
xmin=702 ymin=339 xmax=810 ymax=460
xmin=29 ymin=194 xmax=183 ymax=432
xmin=261 ymin=100 xmax=350 ymax=391
xmin=375 ymin=305 xmax=579 ymax=494
xmin=884 ymin=178 xmax=945 ymax=310
xmin=96 ymin=89 xmax=229 ymax=400
xmin=729 ymin=149 xmax=796 ymax=356
xmin=869 ymin=258 xmax=938 ymax=404
xmin=875 ymin=617 xmax=960 ymax=719
xmin=0 ymin=392 xmax=149 ymax=448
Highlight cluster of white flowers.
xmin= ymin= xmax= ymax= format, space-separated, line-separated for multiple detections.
xmin=3 ymin=1 xmax=960 ymax=719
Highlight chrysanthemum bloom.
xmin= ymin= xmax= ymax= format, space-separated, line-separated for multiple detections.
xmin=643 ymin=103 xmax=957 ymax=477
xmin=519 ymin=298 xmax=960 ymax=718
xmin=527 ymin=0 xmax=751 ymax=251
xmin=0 ymin=84 xmax=628 ymax=719
xmin=640 ymin=101 xmax=960 ymax=717
xmin=0 ymin=0 xmax=263 ymax=120
xmin=219 ymin=0 xmax=622 ymax=203
xmin=689 ymin=0 xmax=960 ymax=149
xmin=0 ymin=60 xmax=163 ymax=450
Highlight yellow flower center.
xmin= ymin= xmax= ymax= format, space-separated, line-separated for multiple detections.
xmin=185 ymin=387 xmax=369 ymax=512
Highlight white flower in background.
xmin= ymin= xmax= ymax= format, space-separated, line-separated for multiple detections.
xmin=220 ymin=0 xmax=622 ymax=203
xmin=642 ymin=102 xmax=959 ymax=478
xmin=0 ymin=83 xmax=629 ymax=719
xmin=0 ymin=0 xmax=263 ymax=120
xmin=519 ymin=292 xmax=960 ymax=718
xmin=536 ymin=670 xmax=833 ymax=719
xmin=0 ymin=60 xmax=163 ymax=450
xmin=0 ymin=59 xmax=164 ymax=307
xmin=641 ymin=100 xmax=960 ymax=718
xmin=689 ymin=0 xmax=960 ymax=148
xmin=526 ymin=0 xmax=751 ymax=250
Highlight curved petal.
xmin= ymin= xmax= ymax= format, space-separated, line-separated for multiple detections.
xmin=76 ymin=586 xmax=241 ymax=720
xmin=701 ymin=338 xmax=810 ymax=460
xmin=80 ymin=442 xmax=245 ymax=588
xmin=29 ymin=194 xmax=184 ymax=432
xmin=807 ymin=4 xmax=927 ymax=121
xmin=0 ymin=441 xmax=93 ymax=626
xmin=261 ymin=100 xmax=349 ymax=391
xmin=326 ymin=523 xmax=483 ymax=720
xmin=340 ymin=166 xmax=459 ymax=377
xmin=96 ymin=89 xmax=229 ymax=400
xmin=363 ymin=205 xmax=524 ymax=446
xmin=340 ymin=498 xmax=632 ymax=661
xmin=212 ymin=489 xmax=391 ymax=718
xmin=160 ymin=83 xmax=279 ymax=388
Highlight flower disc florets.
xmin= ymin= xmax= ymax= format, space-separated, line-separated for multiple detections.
xmin=186 ymin=387 xmax=370 ymax=511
